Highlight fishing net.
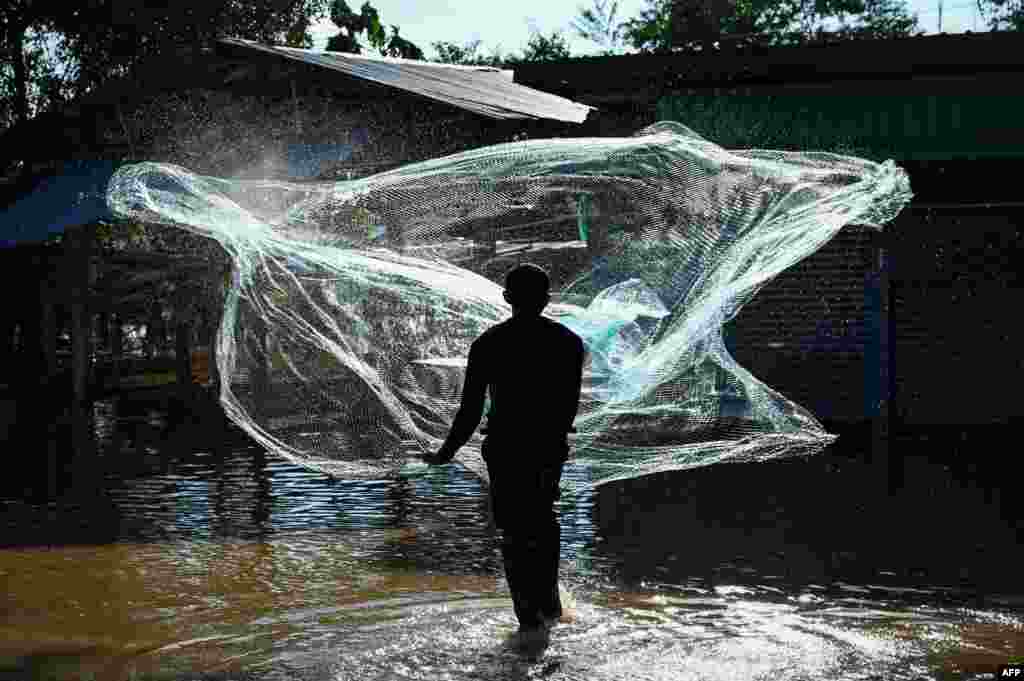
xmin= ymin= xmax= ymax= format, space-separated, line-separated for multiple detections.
xmin=106 ymin=121 xmax=912 ymax=488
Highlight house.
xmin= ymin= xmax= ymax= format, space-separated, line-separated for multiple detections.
xmin=0 ymin=37 xmax=598 ymax=481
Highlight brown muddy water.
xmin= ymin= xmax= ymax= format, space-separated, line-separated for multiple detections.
xmin=1 ymin=397 xmax=1021 ymax=681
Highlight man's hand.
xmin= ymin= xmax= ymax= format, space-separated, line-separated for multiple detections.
xmin=422 ymin=447 xmax=455 ymax=466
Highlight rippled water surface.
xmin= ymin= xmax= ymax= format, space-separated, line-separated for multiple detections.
xmin=1 ymin=399 xmax=1021 ymax=680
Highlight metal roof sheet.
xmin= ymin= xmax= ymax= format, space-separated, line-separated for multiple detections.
xmin=218 ymin=38 xmax=596 ymax=123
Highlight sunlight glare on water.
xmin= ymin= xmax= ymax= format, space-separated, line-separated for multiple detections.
xmin=0 ymin=404 xmax=1021 ymax=680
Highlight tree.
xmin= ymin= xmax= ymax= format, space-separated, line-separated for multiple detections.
xmin=429 ymin=39 xmax=510 ymax=66
xmin=618 ymin=0 xmax=921 ymax=53
xmin=0 ymin=0 xmax=72 ymax=132
xmin=431 ymin=39 xmax=481 ymax=64
xmin=0 ymin=0 xmax=331 ymax=142
xmin=571 ymin=0 xmax=629 ymax=54
xmin=431 ymin=30 xmax=571 ymax=67
xmin=832 ymin=0 xmax=923 ymax=40
xmin=620 ymin=0 xmax=760 ymax=53
xmin=325 ymin=1 xmax=424 ymax=59
xmin=514 ymin=29 xmax=573 ymax=62
xmin=976 ymin=0 xmax=1023 ymax=30
xmin=326 ymin=0 xmax=383 ymax=53
xmin=381 ymin=25 xmax=425 ymax=60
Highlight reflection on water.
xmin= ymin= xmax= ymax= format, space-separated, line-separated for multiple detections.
xmin=0 ymin=398 xmax=1021 ymax=680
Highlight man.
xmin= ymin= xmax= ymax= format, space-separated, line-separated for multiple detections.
xmin=423 ymin=263 xmax=585 ymax=638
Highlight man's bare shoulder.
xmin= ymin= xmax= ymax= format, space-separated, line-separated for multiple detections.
xmin=543 ymin=317 xmax=584 ymax=345
xmin=484 ymin=316 xmax=578 ymax=344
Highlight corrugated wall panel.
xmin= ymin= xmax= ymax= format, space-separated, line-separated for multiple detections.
xmin=727 ymin=206 xmax=1022 ymax=426
xmin=727 ymin=225 xmax=880 ymax=422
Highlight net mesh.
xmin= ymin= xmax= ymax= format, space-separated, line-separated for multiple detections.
xmin=106 ymin=121 xmax=913 ymax=488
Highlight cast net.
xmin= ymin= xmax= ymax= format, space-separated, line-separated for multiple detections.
xmin=106 ymin=121 xmax=912 ymax=488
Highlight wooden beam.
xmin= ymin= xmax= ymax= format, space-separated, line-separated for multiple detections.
xmin=176 ymin=320 xmax=192 ymax=401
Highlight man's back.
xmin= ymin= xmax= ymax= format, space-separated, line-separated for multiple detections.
xmin=476 ymin=315 xmax=585 ymax=439
xmin=424 ymin=263 xmax=583 ymax=636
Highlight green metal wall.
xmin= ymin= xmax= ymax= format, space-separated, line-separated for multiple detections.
xmin=657 ymin=94 xmax=1024 ymax=161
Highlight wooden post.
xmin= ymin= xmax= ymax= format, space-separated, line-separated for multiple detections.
xmin=111 ymin=313 xmax=123 ymax=390
xmin=39 ymin=273 xmax=57 ymax=386
xmin=252 ymin=320 xmax=269 ymax=416
xmin=147 ymin=302 xmax=162 ymax=359
xmin=97 ymin=311 xmax=109 ymax=358
xmin=207 ymin=316 xmax=220 ymax=398
xmin=881 ymin=240 xmax=900 ymax=494
xmin=65 ymin=224 xmax=97 ymax=473
xmin=176 ymin=319 xmax=192 ymax=403
xmin=207 ymin=265 xmax=229 ymax=399
xmin=68 ymin=226 xmax=93 ymax=412
xmin=38 ymin=253 xmax=59 ymax=499
xmin=871 ymin=231 xmax=897 ymax=494
xmin=0 ymin=302 xmax=12 ymax=363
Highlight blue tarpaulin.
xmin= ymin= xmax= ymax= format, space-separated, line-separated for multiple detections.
xmin=0 ymin=160 xmax=118 ymax=248
xmin=0 ymin=144 xmax=357 ymax=248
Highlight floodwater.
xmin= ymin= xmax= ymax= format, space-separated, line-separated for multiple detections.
xmin=1 ymin=398 xmax=1021 ymax=681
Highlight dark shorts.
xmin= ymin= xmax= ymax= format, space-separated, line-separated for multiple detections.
xmin=480 ymin=434 xmax=569 ymax=628
xmin=481 ymin=435 xmax=569 ymax=531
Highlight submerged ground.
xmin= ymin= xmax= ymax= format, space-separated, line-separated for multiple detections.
xmin=0 ymin=396 xmax=1020 ymax=681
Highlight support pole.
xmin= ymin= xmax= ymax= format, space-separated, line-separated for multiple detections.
xmin=97 ymin=311 xmax=109 ymax=362
xmin=870 ymin=228 xmax=897 ymax=494
xmin=39 ymin=272 xmax=57 ymax=386
xmin=68 ymin=226 xmax=93 ymax=415
xmin=38 ymin=252 xmax=59 ymax=499
xmin=0 ymin=299 xmax=13 ymax=363
xmin=176 ymin=319 xmax=192 ymax=404
xmin=147 ymin=302 xmax=163 ymax=360
xmin=253 ymin=320 xmax=269 ymax=417
xmin=65 ymin=224 xmax=97 ymax=478
xmin=111 ymin=313 xmax=123 ymax=391
xmin=207 ymin=315 xmax=220 ymax=398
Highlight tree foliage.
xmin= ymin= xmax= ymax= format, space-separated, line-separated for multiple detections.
xmin=430 ymin=39 xmax=509 ymax=66
xmin=429 ymin=31 xmax=572 ymax=67
xmin=617 ymin=0 xmax=925 ymax=53
xmin=571 ymin=0 xmax=630 ymax=54
xmin=976 ymin=0 xmax=1023 ymax=30
xmin=326 ymin=1 xmax=424 ymax=59
xmin=831 ymin=0 xmax=923 ymax=40
xmin=0 ymin=0 xmax=331 ymax=143
xmin=516 ymin=29 xmax=574 ymax=62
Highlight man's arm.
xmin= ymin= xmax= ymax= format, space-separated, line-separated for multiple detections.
xmin=430 ymin=340 xmax=488 ymax=463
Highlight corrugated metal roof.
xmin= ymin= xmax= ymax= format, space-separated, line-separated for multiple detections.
xmin=218 ymin=38 xmax=596 ymax=124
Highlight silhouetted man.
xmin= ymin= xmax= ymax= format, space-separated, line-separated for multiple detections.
xmin=423 ymin=263 xmax=585 ymax=637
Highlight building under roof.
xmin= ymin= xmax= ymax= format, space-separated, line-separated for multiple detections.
xmin=0 ymin=38 xmax=597 ymax=247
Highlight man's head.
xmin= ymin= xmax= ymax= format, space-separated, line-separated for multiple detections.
xmin=503 ymin=263 xmax=550 ymax=316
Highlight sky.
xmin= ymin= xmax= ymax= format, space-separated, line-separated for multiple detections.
xmin=307 ymin=0 xmax=987 ymax=59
